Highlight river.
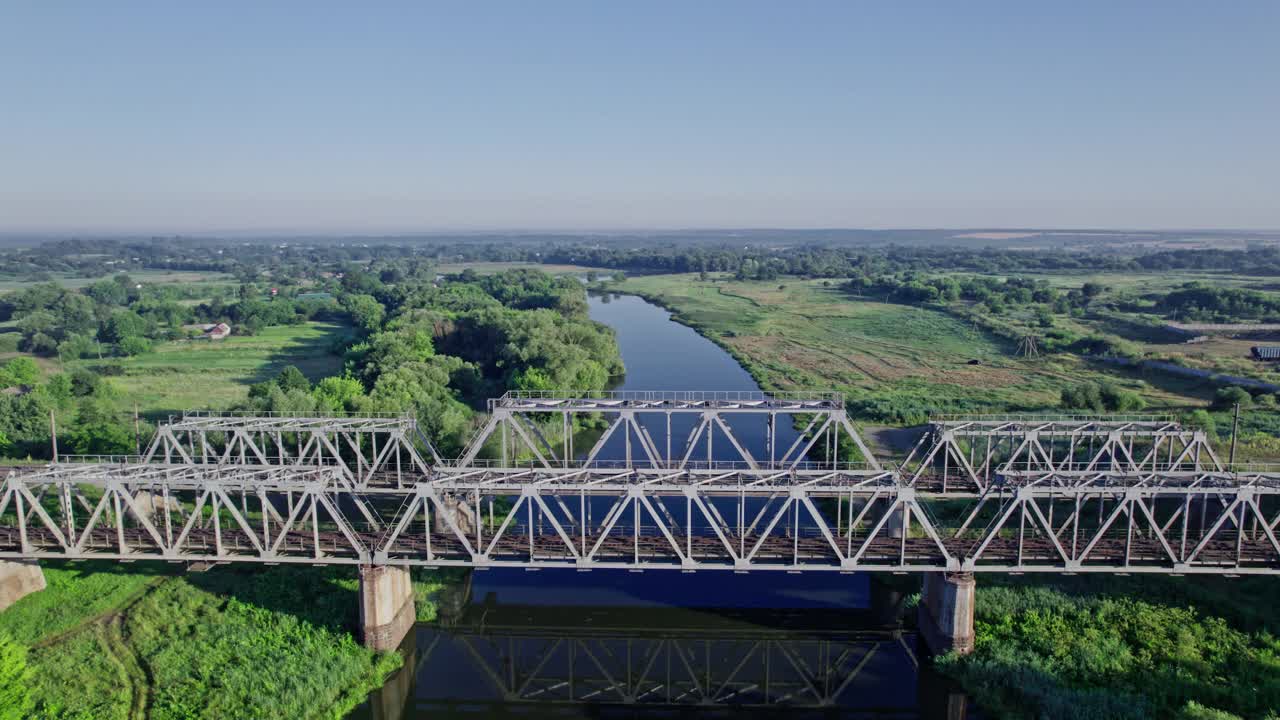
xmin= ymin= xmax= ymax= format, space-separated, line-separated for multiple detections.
xmin=349 ymin=293 xmax=973 ymax=719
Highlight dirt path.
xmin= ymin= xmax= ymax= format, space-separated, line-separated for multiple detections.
xmin=38 ymin=578 xmax=166 ymax=720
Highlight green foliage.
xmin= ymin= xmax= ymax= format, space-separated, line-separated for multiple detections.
xmin=343 ymin=293 xmax=385 ymax=332
xmin=0 ymin=632 xmax=33 ymax=720
xmin=1159 ymin=282 xmax=1280 ymax=322
xmin=115 ymin=335 xmax=151 ymax=356
xmin=66 ymin=400 xmax=134 ymax=455
xmin=939 ymin=582 xmax=1280 ymax=720
xmin=1214 ymin=386 xmax=1253 ymax=410
xmin=275 ymin=365 xmax=311 ymax=393
xmin=1061 ymin=382 xmax=1145 ymax=412
xmin=0 ymin=357 xmax=40 ymax=387
xmin=312 ymin=375 xmax=366 ymax=412
xmin=56 ymin=333 xmax=96 ymax=360
xmin=99 ymin=309 xmax=151 ymax=344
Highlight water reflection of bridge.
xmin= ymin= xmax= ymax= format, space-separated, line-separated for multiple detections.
xmin=359 ymin=601 xmax=969 ymax=720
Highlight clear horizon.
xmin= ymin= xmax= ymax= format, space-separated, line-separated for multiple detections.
xmin=2 ymin=1 xmax=1277 ymax=232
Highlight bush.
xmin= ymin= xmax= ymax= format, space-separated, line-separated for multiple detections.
xmin=1099 ymin=382 xmax=1146 ymax=412
xmin=0 ymin=357 xmax=40 ymax=388
xmin=1213 ymin=386 xmax=1253 ymax=410
xmin=117 ymin=335 xmax=152 ymax=356
xmin=1062 ymin=382 xmax=1146 ymax=413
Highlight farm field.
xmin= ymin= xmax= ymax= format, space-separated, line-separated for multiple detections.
xmin=69 ymin=321 xmax=351 ymax=419
xmin=617 ymin=274 xmax=1210 ymax=423
xmin=434 ymin=261 xmax=605 ymax=276
xmin=0 ymin=268 xmax=237 ymax=292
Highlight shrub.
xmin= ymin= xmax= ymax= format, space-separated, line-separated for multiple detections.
xmin=0 ymin=357 xmax=40 ymax=388
xmin=1213 ymin=386 xmax=1253 ymax=410
xmin=117 ymin=336 xmax=152 ymax=356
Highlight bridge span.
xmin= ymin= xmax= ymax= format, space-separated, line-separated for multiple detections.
xmin=1 ymin=391 xmax=1276 ymax=652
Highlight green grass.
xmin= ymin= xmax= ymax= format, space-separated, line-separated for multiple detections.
xmin=73 ymin=321 xmax=352 ymax=417
xmin=0 ymin=563 xmax=163 ymax=647
xmin=2 ymin=563 xmax=407 ymax=719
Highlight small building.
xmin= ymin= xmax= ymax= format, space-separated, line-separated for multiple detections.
xmin=205 ymin=323 xmax=232 ymax=340
xmin=1251 ymin=346 xmax=1280 ymax=361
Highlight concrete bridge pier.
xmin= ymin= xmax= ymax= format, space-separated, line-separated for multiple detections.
xmin=918 ymin=571 xmax=975 ymax=656
xmin=431 ymin=492 xmax=476 ymax=538
xmin=359 ymin=565 xmax=415 ymax=652
xmin=0 ymin=560 xmax=46 ymax=611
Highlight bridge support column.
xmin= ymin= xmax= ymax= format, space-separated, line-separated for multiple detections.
xmin=0 ymin=560 xmax=46 ymax=612
xmin=918 ymin=571 xmax=975 ymax=656
xmin=359 ymin=565 xmax=415 ymax=652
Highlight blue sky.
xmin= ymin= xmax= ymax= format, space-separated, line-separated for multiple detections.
xmin=1 ymin=1 xmax=1276 ymax=232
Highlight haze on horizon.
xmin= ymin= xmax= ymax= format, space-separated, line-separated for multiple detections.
xmin=1 ymin=1 xmax=1277 ymax=234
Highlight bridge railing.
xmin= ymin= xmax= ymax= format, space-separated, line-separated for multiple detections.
xmin=930 ymin=412 xmax=1177 ymax=424
xmin=435 ymin=458 xmax=891 ymax=473
xmin=494 ymin=389 xmax=844 ymax=404
xmin=178 ymin=409 xmax=413 ymax=420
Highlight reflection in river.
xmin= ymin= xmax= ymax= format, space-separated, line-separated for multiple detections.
xmin=357 ymin=575 xmax=972 ymax=719
xmin=347 ymin=294 xmax=974 ymax=718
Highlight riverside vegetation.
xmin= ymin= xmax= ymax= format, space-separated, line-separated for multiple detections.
xmin=6 ymin=235 xmax=1280 ymax=717
xmin=0 ymin=260 xmax=623 ymax=717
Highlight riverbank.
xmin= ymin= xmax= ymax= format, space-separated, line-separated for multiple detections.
xmin=0 ymin=562 xmax=456 ymax=719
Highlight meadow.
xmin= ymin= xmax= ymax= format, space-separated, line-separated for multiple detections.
xmin=69 ymin=321 xmax=352 ymax=419
xmin=618 ymin=274 xmax=1210 ymax=429
xmin=0 ymin=269 xmax=237 ymax=293
xmin=433 ymin=261 xmax=604 ymax=276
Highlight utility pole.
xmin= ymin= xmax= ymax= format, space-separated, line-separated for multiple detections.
xmin=1229 ymin=401 xmax=1241 ymax=469
xmin=134 ymin=403 xmax=141 ymax=456
xmin=49 ymin=410 xmax=58 ymax=463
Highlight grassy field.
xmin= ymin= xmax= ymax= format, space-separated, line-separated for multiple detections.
xmin=618 ymin=274 xmax=1209 ymax=427
xmin=1 ymin=563 xmax=401 ymax=719
xmin=434 ymin=261 xmax=605 ymax=275
xmin=0 ymin=269 xmax=237 ymax=292
xmin=69 ymin=321 xmax=352 ymax=418
xmin=0 ymin=562 xmax=459 ymax=719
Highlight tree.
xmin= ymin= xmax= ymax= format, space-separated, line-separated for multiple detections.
xmin=0 ymin=357 xmax=40 ymax=388
xmin=100 ymin=310 xmax=149 ymax=344
xmin=1081 ymin=281 xmax=1107 ymax=299
xmin=344 ymin=294 xmax=385 ymax=332
xmin=275 ymin=365 xmax=311 ymax=393
xmin=57 ymin=333 xmax=97 ymax=361
xmin=117 ymin=336 xmax=152 ymax=356
xmin=0 ymin=632 xmax=33 ymax=720
xmin=1213 ymin=386 xmax=1253 ymax=410
xmin=312 ymin=375 xmax=366 ymax=412
xmin=1060 ymin=384 xmax=1104 ymax=412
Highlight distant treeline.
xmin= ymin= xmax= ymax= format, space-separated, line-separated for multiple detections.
xmin=7 ymin=236 xmax=1280 ymax=284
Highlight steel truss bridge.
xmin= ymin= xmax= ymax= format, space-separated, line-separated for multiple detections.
xmin=1 ymin=391 xmax=1278 ymax=575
